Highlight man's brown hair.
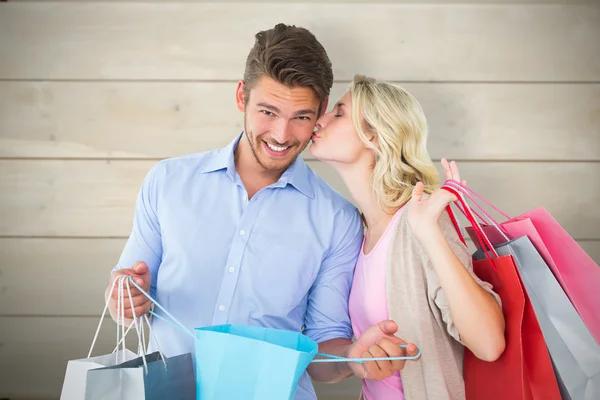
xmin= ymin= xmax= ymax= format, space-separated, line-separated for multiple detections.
xmin=243 ymin=23 xmax=333 ymax=115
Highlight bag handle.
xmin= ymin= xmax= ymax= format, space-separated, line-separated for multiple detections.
xmin=312 ymin=346 xmax=421 ymax=364
xmin=127 ymin=277 xmax=422 ymax=364
xmin=444 ymin=180 xmax=510 ymax=224
xmin=88 ymin=274 xmax=168 ymax=370
xmin=445 ymin=204 xmax=467 ymax=246
xmin=441 ymin=184 xmax=499 ymax=262
xmin=443 ymin=180 xmax=511 ymax=242
xmin=125 ymin=276 xmax=169 ymax=372
xmin=128 ymin=277 xmax=196 ymax=339
xmin=88 ymin=274 xmax=129 ymax=360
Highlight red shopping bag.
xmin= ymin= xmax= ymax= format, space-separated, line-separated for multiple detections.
xmin=443 ymin=185 xmax=561 ymax=400
xmin=445 ymin=180 xmax=600 ymax=346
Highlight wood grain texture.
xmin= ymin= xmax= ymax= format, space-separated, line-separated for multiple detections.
xmin=0 ymin=159 xmax=598 ymax=238
xmin=1 ymin=3 xmax=599 ymax=81
xmin=0 ymin=238 xmax=127 ymax=315
xmin=7 ymin=0 xmax=595 ymax=3
xmin=0 ymin=316 xmax=145 ymax=400
xmin=2 ymin=81 xmax=598 ymax=160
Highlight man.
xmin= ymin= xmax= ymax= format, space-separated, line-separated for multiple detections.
xmin=106 ymin=23 xmax=418 ymax=399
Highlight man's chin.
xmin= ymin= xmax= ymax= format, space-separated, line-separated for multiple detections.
xmin=258 ymin=154 xmax=296 ymax=172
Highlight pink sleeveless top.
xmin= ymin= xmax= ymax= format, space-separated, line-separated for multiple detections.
xmin=349 ymin=208 xmax=405 ymax=400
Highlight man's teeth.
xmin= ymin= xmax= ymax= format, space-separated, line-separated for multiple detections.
xmin=267 ymin=143 xmax=289 ymax=152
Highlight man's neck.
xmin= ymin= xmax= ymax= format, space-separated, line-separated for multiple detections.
xmin=234 ymin=136 xmax=284 ymax=199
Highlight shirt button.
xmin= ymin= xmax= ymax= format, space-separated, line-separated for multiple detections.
xmin=228 ymin=266 xmax=235 ymax=273
xmin=219 ymin=305 xmax=225 ymax=312
xmin=239 ymin=230 xmax=246 ymax=236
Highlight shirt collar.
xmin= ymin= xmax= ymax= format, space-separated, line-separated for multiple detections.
xmin=199 ymin=132 xmax=240 ymax=175
xmin=200 ymin=132 xmax=314 ymax=199
xmin=275 ymin=154 xmax=314 ymax=199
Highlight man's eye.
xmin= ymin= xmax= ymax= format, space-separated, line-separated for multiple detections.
xmin=261 ymin=110 xmax=275 ymax=116
xmin=297 ymin=116 xmax=311 ymax=121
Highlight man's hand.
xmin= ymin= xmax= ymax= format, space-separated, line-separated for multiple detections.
xmin=347 ymin=320 xmax=420 ymax=380
xmin=105 ymin=261 xmax=152 ymax=323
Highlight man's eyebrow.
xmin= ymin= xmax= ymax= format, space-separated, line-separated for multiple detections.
xmin=295 ymin=109 xmax=317 ymax=116
xmin=257 ymin=102 xmax=316 ymax=116
xmin=257 ymin=102 xmax=280 ymax=113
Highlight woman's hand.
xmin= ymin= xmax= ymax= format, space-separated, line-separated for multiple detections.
xmin=407 ymin=159 xmax=465 ymax=240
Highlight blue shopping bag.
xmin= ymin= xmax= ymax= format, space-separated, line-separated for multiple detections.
xmin=128 ymin=276 xmax=420 ymax=400
xmin=194 ymin=324 xmax=317 ymax=400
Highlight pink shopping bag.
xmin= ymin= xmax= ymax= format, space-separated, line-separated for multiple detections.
xmin=444 ymin=180 xmax=600 ymax=346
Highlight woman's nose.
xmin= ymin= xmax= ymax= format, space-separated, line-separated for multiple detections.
xmin=315 ymin=115 xmax=328 ymax=129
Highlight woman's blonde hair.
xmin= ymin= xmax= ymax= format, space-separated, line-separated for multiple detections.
xmin=349 ymin=74 xmax=440 ymax=213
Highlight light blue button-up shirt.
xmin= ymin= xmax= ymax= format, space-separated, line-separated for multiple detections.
xmin=114 ymin=133 xmax=363 ymax=399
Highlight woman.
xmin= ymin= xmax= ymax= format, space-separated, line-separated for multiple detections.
xmin=309 ymin=74 xmax=505 ymax=400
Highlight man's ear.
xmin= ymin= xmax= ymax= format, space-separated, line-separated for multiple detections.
xmin=235 ymin=80 xmax=246 ymax=112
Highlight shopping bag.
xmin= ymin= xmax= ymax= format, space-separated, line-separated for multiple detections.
xmin=60 ymin=349 xmax=138 ymax=400
xmin=473 ymin=235 xmax=600 ymax=400
xmin=193 ymin=324 xmax=318 ymax=400
xmin=442 ymin=184 xmax=561 ymax=400
xmin=63 ymin=275 xmax=195 ymax=400
xmin=445 ymin=180 xmax=600 ymax=346
xmin=61 ymin=275 xmax=140 ymax=400
xmin=85 ymin=351 xmax=195 ymax=400
xmin=124 ymin=278 xmax=420 ymax=400
xmin=481 ymin=211 xmax=600 ymax=345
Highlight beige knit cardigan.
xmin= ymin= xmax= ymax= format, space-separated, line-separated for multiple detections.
xmin=358 ymin=208 xmax=501 ymax=400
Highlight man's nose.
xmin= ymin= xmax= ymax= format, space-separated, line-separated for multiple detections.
xmin=271 ymin=119 xmax=292 ymax=144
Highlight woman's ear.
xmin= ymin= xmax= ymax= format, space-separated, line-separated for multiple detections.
xmin=368 ymin=131 xmax=379 ymax=147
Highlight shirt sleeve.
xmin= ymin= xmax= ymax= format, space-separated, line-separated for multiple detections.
xmin=112 ymin=161 xmax=163 ymax=298
xmin=428 ymin=209 xmax=503 ymax=343
xmin=303 ymin=205 xmax=364 ymax=343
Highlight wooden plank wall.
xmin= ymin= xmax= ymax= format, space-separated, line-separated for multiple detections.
xmin=0 ymin=1 xmax=599 ymax=399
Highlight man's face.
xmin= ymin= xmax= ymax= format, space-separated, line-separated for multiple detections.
xmin=236 ymin=76 xmax=322 ymax=173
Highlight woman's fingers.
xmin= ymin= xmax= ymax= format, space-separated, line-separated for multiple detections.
xmin=411 ymin=182 xmax=425 ymax=202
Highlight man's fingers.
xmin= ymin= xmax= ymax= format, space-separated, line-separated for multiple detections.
xmin=405 ymin=343 xmax=421 ymax=360
xmin=122 ymin=303 xmax=152 ymax=319
xmin=133 ymin=261 xmax=149 ymax=275
xmin=110 ymin=272 xmax=149 ymax=292
xmin=368 ymin=344 xmax=393 ymax=375
xmin=111 ymin=269 xmax=147 ymax=282
xmin=110 ymin=281 xmax=143 ymax=297
xmin=114 ymin=294 xmax=149 ymax=308
xmin=362 ymin=351 xmax=381 ymax=379
xmin=377 ymin=337 xmax=407 ymax=371
xmin=130 ymin=276 xmax=146 ymax=287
